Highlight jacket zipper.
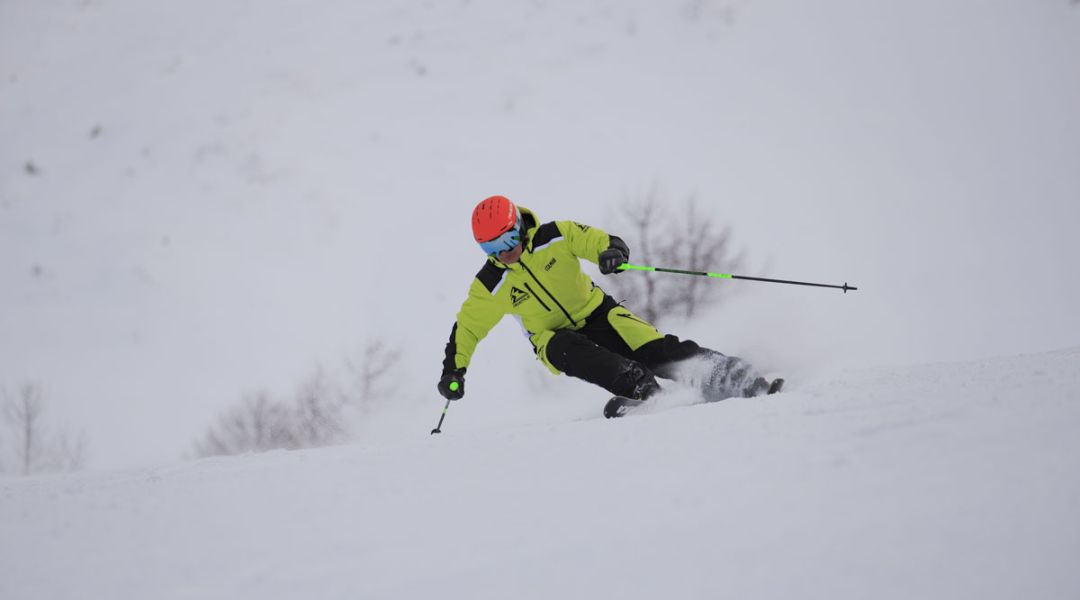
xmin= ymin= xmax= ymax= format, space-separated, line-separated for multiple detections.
xmin=522 ymin=282 xmax=552 ymax=312
xmin=520 ymin=260 xmax=577 ymax=326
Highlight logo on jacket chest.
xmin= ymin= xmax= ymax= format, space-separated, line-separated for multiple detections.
xmin=544 ymin=257 xmax=557 ymax=271
xmin=509 ymin=286 xmax=531 ymax=307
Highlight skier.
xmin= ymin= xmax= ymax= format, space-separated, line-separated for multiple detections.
xmin=437 ymin=195 xmax=782 ymax=418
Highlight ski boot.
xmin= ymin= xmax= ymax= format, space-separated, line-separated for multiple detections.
xmin=768 ymin=378 xmax=785 ymax=394
xmin=603 ymin=365 xmax=661 ymax=419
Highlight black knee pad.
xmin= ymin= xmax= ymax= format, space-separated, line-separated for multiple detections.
xmin=545 ymin=329 xmax=591 ymax=372
xmin=547 ymin=329 xmax=655 ymax=397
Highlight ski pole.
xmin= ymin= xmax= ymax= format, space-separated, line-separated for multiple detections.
xmin=430 ymin=398 xmax=451 ymax=435
xmin=430 ymin=382 xmax=460 ymax=435
xmin=617 ymin=263 xmax=858 ymax=293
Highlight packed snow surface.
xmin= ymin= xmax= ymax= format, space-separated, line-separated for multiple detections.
xmin=3 ymin=348 xmax=1078 ymax=599
xmin=3 ymin=0 xmax=1079 ymax=596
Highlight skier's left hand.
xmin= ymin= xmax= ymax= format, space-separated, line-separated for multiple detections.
xmin=599 ymin=236 xmax=630 ymax=275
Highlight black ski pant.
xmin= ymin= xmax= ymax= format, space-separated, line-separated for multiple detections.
xmin=543 ymin=295 xmax=760 ymax=400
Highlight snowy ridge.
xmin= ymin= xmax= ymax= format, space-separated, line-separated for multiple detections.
xmin=3 ymin=348 xmax=1078 ymax=599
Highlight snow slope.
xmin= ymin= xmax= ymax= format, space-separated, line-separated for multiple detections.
xmin=3 ymin=348 xmax=1078 ymax=599
xmin=3 ymin=0 xmax=1080 ymax=469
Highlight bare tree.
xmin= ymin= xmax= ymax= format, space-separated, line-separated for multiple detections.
xmin=291 ymin=366 xmax=345 ymax=448
xmin=4 ymin=383 xmax=44 ymax=475
xmin=193 ymin=337 xmax=402 ymax=458
xmin=193 ymin=391 xmax=295 ymax=457
xmin=343 ymin=338 xmax=402 ymax=408
xmin=2 ymin=382 xmax=87 ymax=476
xmin=603 ymin=188 xmax=747 ymax=325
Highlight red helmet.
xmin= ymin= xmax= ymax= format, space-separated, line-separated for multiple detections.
xmin=472 ymin=195 xmax=523 ymax=255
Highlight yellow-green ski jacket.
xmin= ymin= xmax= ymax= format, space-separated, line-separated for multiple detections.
xmin=442 ymin=206 xmax=613 ymax=374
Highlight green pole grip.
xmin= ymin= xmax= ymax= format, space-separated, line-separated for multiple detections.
xmin=618 ymin=263 xmax=731 ymax=278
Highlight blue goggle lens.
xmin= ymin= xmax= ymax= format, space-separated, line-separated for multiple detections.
xmin=479 ymin=227 xmax=522 ymax=256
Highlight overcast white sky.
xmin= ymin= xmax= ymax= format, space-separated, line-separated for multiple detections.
xmin=2 ymin=0 xmax=1078 ymax=469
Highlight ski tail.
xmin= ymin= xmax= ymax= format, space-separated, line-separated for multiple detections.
xmin=603 ymin=396 xmax=644 ymax=419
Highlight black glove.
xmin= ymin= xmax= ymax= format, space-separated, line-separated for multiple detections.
xmin=599 ymin=236 xmax=630 ymax=275
xmin=437 ymin=368 xmax=466 ymax=400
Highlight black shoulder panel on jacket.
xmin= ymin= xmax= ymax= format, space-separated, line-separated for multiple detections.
xmin=531 ymin=222 xmax=563 ymax=249
xmin=476 ymin=261 xmax=506 ymax=294
xmin=522 ymin=210 xmax=537 ymax=231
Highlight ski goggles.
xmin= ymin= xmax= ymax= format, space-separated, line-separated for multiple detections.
xmin=478 ymin=225 xmax=523 ymax=256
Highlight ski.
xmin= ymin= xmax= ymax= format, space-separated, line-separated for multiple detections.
xmin=768 ymin=378 xmax=785 ymax=395
xmin=605 ymin=378 xmax=786 ymax=417
xmin=603 ymin=395 xmax=645 ymax=419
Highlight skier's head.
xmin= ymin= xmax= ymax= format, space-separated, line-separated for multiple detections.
xmin=472 ymin=195 xmax=525 ymax=262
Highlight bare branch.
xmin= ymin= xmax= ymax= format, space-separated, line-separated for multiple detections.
xmin=604 ymin=190 xmax=747 ymax=326
xmin=193 ymin=391 xmax=295 ymax=457
xmin=192 ymin=336 xmax=404 ymax=458
xmin=344 ymin=337 xmax=403 ymax=407
xmin=292 ymin=366 xmax=345 ymax=447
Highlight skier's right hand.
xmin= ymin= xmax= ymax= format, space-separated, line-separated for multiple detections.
xmin=438 ymin=368 xmax=466 ymax=400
